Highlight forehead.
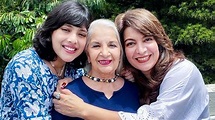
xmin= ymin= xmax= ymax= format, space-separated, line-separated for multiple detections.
xmin=90 ymin=26 xmax=118 ymax=42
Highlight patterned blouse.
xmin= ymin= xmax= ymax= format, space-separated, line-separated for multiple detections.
xmin=0 ymin=48 xmax=84 ymax=120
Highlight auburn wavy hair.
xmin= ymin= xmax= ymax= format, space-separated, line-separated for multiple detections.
xmin=115 ymin=8 xmax=185 ymax=104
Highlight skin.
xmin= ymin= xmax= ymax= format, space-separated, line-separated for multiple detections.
xmin=52 ymin=8 xmax=208 ymax=120
xmin=124 ymin=27 xmax=159 ymax=78
xmin=87 ymin=26 xmax=120 ymax=78
xmin=83 ymin=25 xmax=123 ymax=99
xmin=56 ymin=26 xmax=134 ymax=90
xmin=51 ymin=24 xmax=87 ymax=69
xmin=53 ymin=26 xmax=160 ymax=120
xmin=53 ymin=23 xmax=125 ymax=119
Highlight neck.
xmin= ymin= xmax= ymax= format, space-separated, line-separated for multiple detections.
xmin=50 ymin=60 xmax=66 ymax=79
xmin=89 ymin=71 xmax=116 ymax=79
xmin=51 ymin=58 xmax=66 ymax=68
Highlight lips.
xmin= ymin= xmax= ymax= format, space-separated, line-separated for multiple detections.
xmin=63 ymin=45 xmax=76 ymax=54
xmin=98 ymin=60 xmax=112 ymax=65
xmin=136 ymin=55 xmax=150 ymax=63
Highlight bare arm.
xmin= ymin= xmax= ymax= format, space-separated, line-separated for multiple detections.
xmin=81 ymin=102 xmax=120 ymax=120
xmin=53 ymin=89 xmax=121 ymax=120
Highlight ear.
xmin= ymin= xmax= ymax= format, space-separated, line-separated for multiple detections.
xmin=87 ymin=56 xmax=91 ymax=63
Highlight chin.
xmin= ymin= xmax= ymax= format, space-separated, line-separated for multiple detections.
xmin=63 ymin=58 xmax=76 ymax=62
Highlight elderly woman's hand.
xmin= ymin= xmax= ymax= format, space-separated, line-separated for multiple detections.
xmin=53 ymin=89 xmax=86 ymax=118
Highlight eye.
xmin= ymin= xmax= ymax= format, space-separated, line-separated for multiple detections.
xmin=61 ymin=27 xmax=70 ymax=32
xmin=109 ymin=43 xmax=117 ymax=48
xmin=125 ymin=41 xmax=135 ymax=47
xmin=78 ymin=33 xmax=87 ymax=38
xmin=143 ymin=36 xmax=154 ymax=42
xmin=91 ymin=44 xmax=100 ymax=48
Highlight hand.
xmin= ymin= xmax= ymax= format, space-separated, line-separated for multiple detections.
xmin=53 ymin=89 xmax=85 ymax=118
xmin=121 ymin=69 xmax=135 ymax=82
xmin=56 ymin=78 xmax=72 ymax=92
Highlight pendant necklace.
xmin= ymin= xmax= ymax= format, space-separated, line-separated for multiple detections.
xmin=50 ymin=61 xmax=65 ymax=79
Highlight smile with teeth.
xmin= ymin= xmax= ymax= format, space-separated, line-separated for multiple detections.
xmin=136 ymin=55 xmax=150 ymax=63
xmin=64 ymin=46 xmax=76 ymax=51
xmin=98 ymin=60 xmax=111 ymax=65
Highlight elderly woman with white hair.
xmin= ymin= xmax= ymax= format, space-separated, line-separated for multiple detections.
xmin=51 ymin=19 xmax=140 ymax=120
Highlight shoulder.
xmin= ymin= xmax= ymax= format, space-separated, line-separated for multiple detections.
xmin=65 ymin=67 xmax=84 ymax=78
xmin=4 ymin=48 xmax=44 ymax=75
xmin=13 ymin=48 xmax=38 ymax=60
xmin=65 ymin=77 xmax=91 ymax=96
xmin=2 ymin=48 xmax=46 ymax=83
xmin=66 ymin=77 xmax=84 ymax=89
xmin=6 ymin=48 xmax=41 ymax=68
xmin=173 ymin=59 xmax=194 ymax=68
xmin=167 ymin=59 xmax=199 ymax=76
xmin=161 ymin=59 xmax=203 ymax=91
xmin=123 ymin=79 xmax=138 ymax=91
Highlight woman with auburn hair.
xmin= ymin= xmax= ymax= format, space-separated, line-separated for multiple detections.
xmin=52 ymin=8 xmax=209 ymax=120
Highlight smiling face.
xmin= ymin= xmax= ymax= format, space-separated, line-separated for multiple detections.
xmin=87 ymin=25 xmax=121 ymax=76
xmin=123 ymin=27 xmax=159 ymax=76
xmin=52 ymin=24 xmax=87 ymax=63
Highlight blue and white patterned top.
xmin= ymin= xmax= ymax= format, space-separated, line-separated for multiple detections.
xmin=0 ymin=48 xmax=84 ymax=120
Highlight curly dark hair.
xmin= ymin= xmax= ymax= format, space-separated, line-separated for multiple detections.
xmin=33 ymin=0 xmax=91 ymax=68
xmin=115 ymin=8 xmax=185 ymax=105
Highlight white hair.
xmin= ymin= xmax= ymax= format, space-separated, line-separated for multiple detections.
xmin=84 ymin=19 xmax=123 ymax=74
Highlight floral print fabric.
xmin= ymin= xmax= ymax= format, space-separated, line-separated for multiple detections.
xmin=0 ymin=48 xmax=84 ymax=120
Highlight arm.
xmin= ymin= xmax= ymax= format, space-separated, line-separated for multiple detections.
xmin=53 ymin=89 xmax=121 ymax=120
xmin=54 ymin=60 xmax=209 ymax=120
xmin=82 ymin=102 xmax=120 ymax=120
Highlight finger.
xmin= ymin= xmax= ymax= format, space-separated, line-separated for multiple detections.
xmin=60 ymin=88 xmax=74 ymax=95
xmin=53 ymin=90 xmax=70 ymax=101
xmin=53 ymin=92 xmax=61 ymax=100
xmin=125 ymin=76 xmax=135 ymax=82
xmin=53 ymin=99 xmax=61 ymax=108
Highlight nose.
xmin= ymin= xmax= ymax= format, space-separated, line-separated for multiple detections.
xmin=100 ymin=46 xmax=110 ymax=57
xmin=67 ymin=33 xmax=77 ymax=44
xmin=135 ymin=43 xmax=147 ymax=54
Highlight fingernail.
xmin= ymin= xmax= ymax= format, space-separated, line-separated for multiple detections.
xmin=61 ymin=82 xmax=67 ymax=89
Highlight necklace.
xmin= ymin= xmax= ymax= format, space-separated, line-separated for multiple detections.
xmin=84 ymin=73 xmax=118 ymax=83
xmin=50 ymin=61 xmax=65 ymax=79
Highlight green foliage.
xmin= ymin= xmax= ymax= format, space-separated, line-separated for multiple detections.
xmin=174 ymin=24 xmax=214 ymax=45
xmin=0 ymin=10 xmax=40 ymax=57
xmin=0 ymin=0 xmax=59 ymax=81
xmin=0 ymin=0 xmax=214 ymax=84
xmin=163 ymin=0 xmax=215 ymax=83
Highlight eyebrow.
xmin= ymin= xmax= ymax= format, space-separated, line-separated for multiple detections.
xmin=124 ymin=38 xmax=135 ymax=42
xmin=64 ymin=24 xmax=87 ymax=32
xmin=109 ymin=41 xmax=118 ymax=44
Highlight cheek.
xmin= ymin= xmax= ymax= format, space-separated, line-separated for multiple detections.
xmin=148 ymin=45 xmax=160 ymax=64
xmin=114 ymin=51 xmax=121 ymax=61
xmin=79 ymin=39 xmax=87 ymax=50
xmin=125 ymin=48 xmax=134 ymax=60
xmin=87 ymin=52 xmax=96 ymax=61
xmin=152 ymin=44 xmax=159 ymax=58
